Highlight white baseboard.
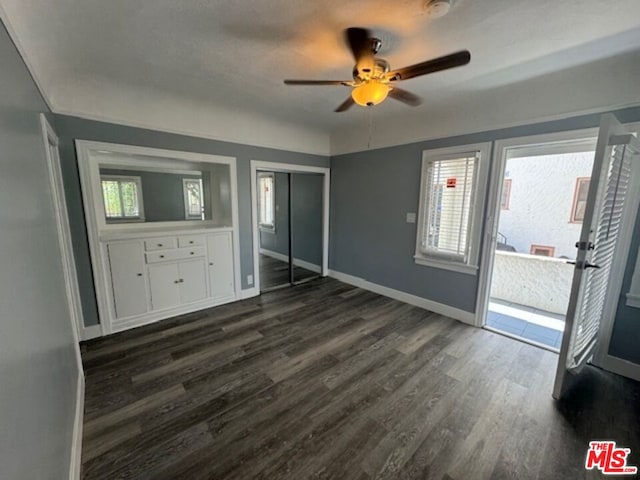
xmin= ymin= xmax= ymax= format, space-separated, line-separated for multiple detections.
xmin=69 ymin=370 xmax=84 ymax=480
xmin=80 ymin=324 xmax=102 ymax=341
xmin=259 ymin=248 xmax=322 ymax=274
xmin=328 ymin=269 xmax=476 ymax=325
xmin=598 ymin=354 xmax=640 ymax=382
xmin=239 ymin=287 xmax=259 ymax=299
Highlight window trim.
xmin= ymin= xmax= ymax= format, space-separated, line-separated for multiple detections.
xmin=501 ymin=178 xmax=512 ymax=210
xmin=530 ymin=244 xmax=555 ymax=257
xmin=257 ymin=172 xmax=276 ymax=233
xmin=414 ymin=142 xmax=491 ymax=275
xmin=569 ymin=177 xmax=590 ymax=223
xmin=100 ymin=174 xmax=145 ymax=222
xmin=182 ymin=177 xmax=204 ymax=220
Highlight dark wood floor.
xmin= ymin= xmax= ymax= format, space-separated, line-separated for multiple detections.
xmin=80 ymin=278 xmax=640 ymax=480
xmin=259 ymin=253 xmax=318 ymax=289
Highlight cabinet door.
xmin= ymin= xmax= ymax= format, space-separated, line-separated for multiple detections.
xmin=108 ymin=241 xmax=148 ymax=319
xmin=148 ymin=263 xmax=181 ymax=311
xmin=206 ymin=232 xmax=235 ymax=299
xmin=178 ymin=259 xmax=207 ymax=304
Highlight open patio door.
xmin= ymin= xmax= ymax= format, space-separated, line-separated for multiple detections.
xmin=553 ymin=114 xmax=640 ymax=399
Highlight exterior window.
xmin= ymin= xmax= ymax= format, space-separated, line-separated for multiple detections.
xmin=101 ymin=175 xmax=144 ymax=221
xmin=183 ymin=178 xmax=204 ymax=220
xmin=415 ymin=143 xmax=490 ymax=274
xmin=258 ymin=172 xmax=275 ymax=232
xmin=530 ymin=244 xmax=555 ymax=257
xmin=570 ymin=177 xmax=590 ymax=223
xmin=501 ymin=179 xmax=512 ymax=210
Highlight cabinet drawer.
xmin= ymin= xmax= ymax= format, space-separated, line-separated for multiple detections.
xmin=174 ymin=246 xmax=206 ymax=260
xmin=145 ymin=237 xmax=177 ymax=251
xmin=178 ymin=235 xmax=205 ymax=248
xmin=145 ymin=246 xmax=205 ymax=264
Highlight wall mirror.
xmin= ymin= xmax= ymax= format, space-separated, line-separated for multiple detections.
xmin=78 ymin=142 xmax=236 ymax=232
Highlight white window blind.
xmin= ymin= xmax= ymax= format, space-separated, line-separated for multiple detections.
xmin=568 ymin=143 xmax=634 ymax=369
xmin=258 ymin=173 xmax=275 ymax=231
xmin=420 ymin=154 xmax=478 ymax=262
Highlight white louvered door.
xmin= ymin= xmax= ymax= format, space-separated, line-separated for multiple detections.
xmin=553 ymin=114 xmax=640 ymax=399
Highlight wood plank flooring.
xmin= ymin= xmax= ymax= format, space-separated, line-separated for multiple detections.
xmin=259 ymin=254 xmax=317 ymax=289
xmin=80 ymin=278 xmax=640 ymax=479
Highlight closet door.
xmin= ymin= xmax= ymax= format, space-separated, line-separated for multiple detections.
xmin=206 ymin=232 xmax=235 ymax=299
xmin=178 ymin=259 xmax=208 ymax=304
xmin=148 ymin=262 xmax=181 ymax=311
xmin=108 ymin=241 xmax=148 ymax=318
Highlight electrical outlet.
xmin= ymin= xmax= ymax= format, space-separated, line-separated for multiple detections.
xmin=406 ymin=212 xmax=416 ymax=224
xmin=247 ymin=274 xmax=254 ymax=285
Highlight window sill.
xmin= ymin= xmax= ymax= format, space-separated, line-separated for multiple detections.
xmin=626 ymin=293 xmax=640 ymax=309
xmin=414 ymin=255 xmax=478 ymax=275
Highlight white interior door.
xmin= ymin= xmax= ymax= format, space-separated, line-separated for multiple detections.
xmin=553 ymin=114 xmax=640 ymax=399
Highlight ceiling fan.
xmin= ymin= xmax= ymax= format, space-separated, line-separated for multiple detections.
xmin=284 ymin=27 xmax=471 ymax=112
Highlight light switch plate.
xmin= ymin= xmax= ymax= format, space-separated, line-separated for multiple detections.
xmin=406 ymin=212 xmax=416 ymax=224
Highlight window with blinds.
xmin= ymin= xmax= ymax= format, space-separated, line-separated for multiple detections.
xmin=415 ymin=144 xmax=489 ymax=273
xmin=420 ymin=155 xmax=477 ymax=261
xmin=258 ymin=172 xmax=275 ymax=232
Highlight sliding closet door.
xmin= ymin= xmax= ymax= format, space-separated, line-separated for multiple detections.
xmin=291 ymin=173 xmax=324 ymax=284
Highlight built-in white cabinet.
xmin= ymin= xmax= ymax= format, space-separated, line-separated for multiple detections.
xmin=207 ymin=232 xmax=235 ymax=299
xmin=107 ymin=241 xmax=148 ymax=318
xmin=105 ymin=229 xmax=237 ymax=332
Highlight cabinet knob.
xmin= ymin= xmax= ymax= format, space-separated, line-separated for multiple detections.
xmin=189 ymin=241 xmax=194 ymax=244
xmin=136 ymin=273 xmax=143 ymax=277
xmin=179 ymin=278 xmax=184 ymax=283
xmin=190 ymin=252 xmax=195 ymax=255
xmin=157 ymin=244 xmax=163 ymax=247
xmin=159 ymin=255 xmax=165 ymax=258
xmin=174 ymin=280 xmax=179 ymax=284
xmin=209 ymin=262 xmax=214 ymax=266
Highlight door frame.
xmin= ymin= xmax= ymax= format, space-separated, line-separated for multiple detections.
xmin=39 ymin=114 xmax=86 ymax=343
xmin=475 ymin=127 xmax=599 ymax=329
xmin=476 ymin=121 xmax=640 ymax=382
xmin=250 ymin=160 xmax=330 ymax=293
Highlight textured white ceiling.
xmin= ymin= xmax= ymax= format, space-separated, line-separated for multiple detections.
xmin=1 ymin=0 xmax=640 ymax=153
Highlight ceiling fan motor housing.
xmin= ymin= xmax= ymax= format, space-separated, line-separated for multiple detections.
xmin=354 ymin=58 xmax=390 ymax=82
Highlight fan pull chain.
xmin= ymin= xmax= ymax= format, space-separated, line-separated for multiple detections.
xmin=367 ymin=107 xmax=373 ymax=150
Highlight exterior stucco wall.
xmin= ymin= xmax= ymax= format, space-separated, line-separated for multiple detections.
xmin=491 ymin=251 xmax=574 ymax=314
xmin=499 ymin=152 xmax=594 ymax=258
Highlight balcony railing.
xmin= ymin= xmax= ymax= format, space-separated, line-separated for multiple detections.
xmin=490 ymin=250 xmax=574 ymax=315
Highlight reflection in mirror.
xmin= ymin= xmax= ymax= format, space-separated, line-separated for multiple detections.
xmin=97 ymin=158 xmax=232 ymax=227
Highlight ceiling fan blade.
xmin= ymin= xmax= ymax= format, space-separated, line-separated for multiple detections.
xmin=345 ymin=27 xmax=373 ymax=64
xmin=335 ymin=96 xmax=355 ymax=112
xmin=388 ymin=50 xmax=471 ymax=81
xmin=284 ymin=80 xmax=351 ymax=86
xmin=389 ymin=87 xmax=422 ymax=107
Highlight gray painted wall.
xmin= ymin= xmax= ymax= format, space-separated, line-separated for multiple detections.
xmin=52 ymin=114 xmax=329 ymax=326
xmin=330 ymin=106 xmax=640 ymax=363
xmin=259 ymin=172 xmax=323 ymax=268
xmin=609 ymin=207 xmax=640 ymax=364
xmin=100 ymin=168 xmax=202 ymax=222
xmin=0 ymin=21 xmax=79 ymax=479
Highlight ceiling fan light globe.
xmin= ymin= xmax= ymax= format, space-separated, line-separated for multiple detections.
xmin=351 ymin=81 xmax=390 ymax=107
